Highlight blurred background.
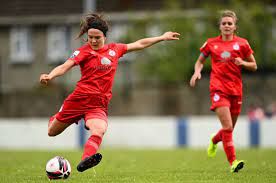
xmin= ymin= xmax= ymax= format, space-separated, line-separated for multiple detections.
xmin=0 ymin=0 xmax=275 ymax=149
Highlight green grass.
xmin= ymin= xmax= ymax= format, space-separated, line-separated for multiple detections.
xmin=0 ymin=148 xmax=276 ymax=183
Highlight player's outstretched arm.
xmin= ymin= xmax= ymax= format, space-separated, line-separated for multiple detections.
xmin=40 ymin=60 xmax=75 ymax=85
xmin=126 ymin=31 xmax=180 ymax=53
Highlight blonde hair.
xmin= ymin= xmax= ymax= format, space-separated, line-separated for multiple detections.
xmin=220 ymin=10 xmax=238 ymax=24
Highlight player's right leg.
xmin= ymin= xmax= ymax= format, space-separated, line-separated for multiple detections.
xmin=48 ymin=116 xmax=71 ymax=136
xmin=207 ymin=129 xmax=224 ymax=157
xmin=207 ymin=133 xmax=218 ymax=158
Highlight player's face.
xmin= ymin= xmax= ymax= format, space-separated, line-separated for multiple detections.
xmin=87 ymin=28 xmax=106 ymax=50
xmin=219 ymin=17 xmax=236 ymax=36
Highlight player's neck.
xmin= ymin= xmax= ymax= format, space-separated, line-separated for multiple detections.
xmin=221 ymin=34 xmax=234 ymax=41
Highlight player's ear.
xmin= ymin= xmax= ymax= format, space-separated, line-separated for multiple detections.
xmin=235 ymin=25 xmax=238 ymax=32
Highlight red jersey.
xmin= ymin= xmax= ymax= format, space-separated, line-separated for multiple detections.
xmin=69 ymin=43 xmax=127 ymax=101
xmin=200 ymin=35 xmax=253 ymax=96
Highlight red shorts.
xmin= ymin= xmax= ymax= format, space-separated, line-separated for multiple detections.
xmin=55 ymin=93 xmax=108 ymax=124
xmin=210 ymin=91 xmax=242 ymax=115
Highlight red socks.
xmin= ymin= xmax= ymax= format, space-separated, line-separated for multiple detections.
xmin=82 ymin=135 xmax=102 ymax=160
xmin=221 ymin=129 xmax=236 ymax=165
xmin=212 ymin=129 xmax=223 ymax=144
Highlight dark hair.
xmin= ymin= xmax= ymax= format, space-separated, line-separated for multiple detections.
xmin=77 ymin=13 xmax=109 ymax=39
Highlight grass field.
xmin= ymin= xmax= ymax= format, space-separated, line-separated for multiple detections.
xmin=0 ymin=148 xmax=275 ymax=183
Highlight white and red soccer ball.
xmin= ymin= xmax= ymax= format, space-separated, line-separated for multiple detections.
xmin=46 ymin=156 xmax=71 ymax=180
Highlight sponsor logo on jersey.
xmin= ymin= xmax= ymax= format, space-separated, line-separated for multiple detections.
xmin=92 ymin=57 xmax=112 ymax=70
xmin=213 ymin=93 xmax=220 ymax=102
xmin=233 ymin=43 xmax=240 ymax=50
xmin=109 ymin=50 xmax=116 ymax=57
xmin=214 ymin=45 xmax=218 ymax=49
xmin=70 ymin=50 xmax=80 ymax=58
xmin=221 ymin=51 xmax=231 ymax=59
xmin=101 ymin=57 xmax=111 ymax=65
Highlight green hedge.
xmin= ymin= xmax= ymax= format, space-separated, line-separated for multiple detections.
xmin=120 ymin=1 xmax=275 ymax=85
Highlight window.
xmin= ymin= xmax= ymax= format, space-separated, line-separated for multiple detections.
xmin=47 ymin=26 xmax=70 ymax=63
xmin=10 ymin=26 xmax=33 ymax=63
xmin=108 ymin=24 xmax=128 ymax=42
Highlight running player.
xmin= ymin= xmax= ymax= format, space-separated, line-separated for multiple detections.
xmin=189 ymin=10 xmax=257 ymax=173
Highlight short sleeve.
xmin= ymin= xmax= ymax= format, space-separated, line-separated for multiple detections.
xmin=243 ymin=40 xmax=254 ymax=58
xmin=69 ymin=49 xmax=89 ymax=65
xmin=200 ymin=41 xmax=210 ymax=58
xmin=115 ymin=43 xmax=127 ymax=58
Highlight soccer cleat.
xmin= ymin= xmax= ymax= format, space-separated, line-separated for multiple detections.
xmin=77 ymin=153 xmax=102 ymax=172
xmin=230 ymin=160 xmax=244 ymax=173
xmin=207 ymin=134 xmax=218 ymax=158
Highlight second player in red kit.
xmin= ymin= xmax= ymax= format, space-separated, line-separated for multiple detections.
xmin=200 ymin=33 xmax=253 ymax=114
xmin=190 ymin=10 xmax=257 ymax=173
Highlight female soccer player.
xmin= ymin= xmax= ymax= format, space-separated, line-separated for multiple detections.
xmin=189 ymin=10 xmax=257 ymax=173
xmin=40 ymin=13 xmax=180 ymax=172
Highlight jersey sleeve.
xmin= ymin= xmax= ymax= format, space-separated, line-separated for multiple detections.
xmin=243 ymin=40 xmax=254 ymax=58
xmin=115 ymin=43 xmax=127 ymax=58
xmin=199 ymin=40 xmax=210 ymax=58
xmin=69 ymin=49 xmax=89 ymax=65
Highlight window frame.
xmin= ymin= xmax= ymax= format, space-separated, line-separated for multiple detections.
xmin=9 ymin=26 xmax=33 ymax=63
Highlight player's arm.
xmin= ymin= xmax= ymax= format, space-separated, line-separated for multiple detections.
xmin=234 ymin=54 xmax=257 ymax=71
xmin=40 ymin=60 xmax=75 ymax=85
xmin=190 ymin=53 xmax=206 ymax=87
xmin=126 ymin=31 xmax=180 ymax=53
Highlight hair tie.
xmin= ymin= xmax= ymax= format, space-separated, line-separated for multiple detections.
xmin=88 ymin=22 xmax=107 ymax=36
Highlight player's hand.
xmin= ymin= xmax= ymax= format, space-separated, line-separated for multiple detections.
xmin=190 ymin=72 xmax=201 ymax=87
xmin=234 ymin=57 xmax=245 ymax=66
xmin=40 ymin=74 xmax=51 ymax=85
xmin=162 ymin=31 xmax=180 ymax=41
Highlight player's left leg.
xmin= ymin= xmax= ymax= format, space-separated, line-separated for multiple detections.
xmin=229 ymin=96 xmax=244 ymax=172
xmin=215 ymin=107 xmax=239 ymax=170
xmin=231 ymin=159 xmax=244 ymax=173
xmin=230 ymin=95 xmax=242 ymax=130
xmin=77 ymin=118 xmax=107 ymax=172
xmin=230 ymin=115 xmax=244 ymax=173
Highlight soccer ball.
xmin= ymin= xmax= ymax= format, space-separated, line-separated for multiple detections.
xmin=46 ymin=156 xmax=71 ymax=180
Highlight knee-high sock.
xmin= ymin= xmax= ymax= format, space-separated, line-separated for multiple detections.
xmin=82 ymin=135 xmax=102 ymax=160
xmin=222 ymin=129 xmax=236 ymax=165
xmin=212 ymin=129 xmax=223 ymax=144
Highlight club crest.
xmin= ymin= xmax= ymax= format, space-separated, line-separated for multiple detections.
xmin=109 ymin=50 xmax=116 ymax=57
xmin=213 ymin=93 xmax=220 ymax=102
xmin=233 ymin=43 xmax=240 ymax=50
